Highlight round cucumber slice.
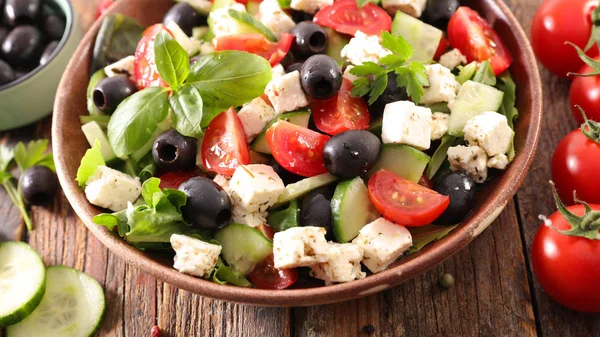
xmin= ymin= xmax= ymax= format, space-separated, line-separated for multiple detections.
xmin=215 ymin=223 xmax=273 ymax=275
xmin=0 ymin=242 xmax=46 ymax=327
xmin=7 ymin=266 xmax=106 ymax=337
xmin=331 ymin=177 xmax=380 ymax=243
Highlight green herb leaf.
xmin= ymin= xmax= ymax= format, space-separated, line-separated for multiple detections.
xmin=0 ymin=145 xmax=14 ymax=172
xmin=267 ymin=200 xmax=299 ymax=232
xmin=349 ymin=62 xmax=386 ymax=76
xmin=154 ymin=30 xmax=190 ymax=91
xmin=277 ymin=0 xmax=292 ymax=8
xmin=380 ymin=31 xmax=412 ymax=60
xmin=408 ymin=224 xmax=459 ymax=253
xmin=368 ymin=73 xmax=388 ymax=105
xmin=91 ymin=14 xmax=144 ymax=73
xmin=141 ymin=177 xmax=161 ymax=205
xmin=228 ymin=9 xmax=278 ymax=42
xmin=472 ymin=60 xmax=496 ymax=86
xmin=76 ymin=140 xmax=106 ymax=187
xmin=395 ymin=62 xmax=429 ymax=105
xmin=456 ymin=61 xmax=478 ymax=84
xmin=13 ymin=139 xmax=55 ymax=172
xmin=93 ymin=209 xmax=129 ymax=237
xmin=169 ymin=85 xmax=204 ymax=137
xmin=350 ymin=77 xmax=372 ymax=98
xmin=426 ymin=135 xmax=458 ymax=180
xmin=212 ymin=257 xmax=252 ymax=287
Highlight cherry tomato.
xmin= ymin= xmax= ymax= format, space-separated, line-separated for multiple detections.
xmin=257 ymin=223 xmax=275 ymax=240
xmin=313 ymin=0 xmax=392 ymax=36
xmin=266 ymin=121 xmax=330 ymax=177
xmin=202 ymin=107 xmax=251 ymax=176
xmin=158 ymin=170 xmax=203 ymax=189
xmin=434 ymin=36 xmax=450 ymax=60
xmin=312 ymin=79 xmax=370 ymax=135
xmin=418 ymin=175 xmax=433 ymax=189
xmin=134 ymin=24 xmax=172 ymax=89
xmin=368 ymin=170 xmax=450 ymax=227
xmin=248 ymin=255 xmax=298 ymax=290
xmin=213 ymin=33 xmax=294 ymax=66
xmin=531 ymin=0 xmax=598 ymax=78
xmin=447 ymin=7 xmax=512 ymax=75
xmin=570 ymin=58 xmax=600 ymax=123
xmin=95 ymin=0 xmax=115 ymax=19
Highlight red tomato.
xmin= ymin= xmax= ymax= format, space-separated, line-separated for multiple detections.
xmin=257 ymin=224 xmax=275 ymax=240
xmin=158 ymin=170 xmax=203 ymax=189
xmin=134 ymin=24 xmax=172 ymax=90
xmin=266 ymin=121 xmax=330 ymax=177
xmin=418 ymin=175 xmax=433 ymax=189
xmin=213 ymin=33 xmax=293 ymax=66
xmin=447 ymin=7 xmax=512 ymax=75
xmin=202 ymin=107 xmax=251 ymax=176
xmin=313 ymin=0 xmax=392 ymax=36
xmin=368 ymin=170 xmax=450 ymax=227
xmin=248 ymin=255 xmax=298 ymax=290
xmin=531 ymin=0 xmax=598 ymax=78
xmin=312 ymin=79 xmax=370 ymax=135
xmin=570 ymin=59 xmax=600 ymax=123
xmin=434 ymin=36 xmax=450 ymax=60
xmin=95 ymin=0 xmax=115 ymax=19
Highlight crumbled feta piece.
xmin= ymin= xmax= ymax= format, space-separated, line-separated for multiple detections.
xmin=273 ymin=227 xmax=329 ymax=269
xmin=310 ymin=242 xmax=365 ymax=284
xmin=431 ymin=112 xmax=449 ymax=140
xmin=271 ymin=64 xmax=285 ymax=80
xmin=209 ymin=3 xmax=248 ymax=37
xmin=382 ymin=101 xmax=432 ymax=150
xmin=421 ymin=64 xmax=461 ymax=105
xmin=85 ymin=166 xmax=141 ymax=212
xmin=232 ymin=208 xmax=267 ymax=228
xmin=488 ymin=153 xmax=510 ymax=170
xmin=447 ymin=145 xmax=488 ymax=183
xmin=352 ymin=218 xmax=413 ymax=273
xmin=463 ymin=111 xmax=514 ymax=157
xmin=229 ymin=164 xmax=285 ymax=212
xmin=238 ymin=97 xmax=278 ymax=142
xmin=213 ymin=174 xmax=232 ymax=193
xmin=343 ymin=65 xmax=360 ymax=83
xmin=170 ymin=234 xmax=221 ymax=278
xmin=165 ymin=21 xmax=201 ymax=55
xmin=258 ymin=0 xmax=296 ymax=36
xmin=265 ymin=71 xmax=310 ymax=114
xmin=104 ymin=56 xmax=135 ymax=79
xmin=439 ymin=49 xmax=467 ymax=70
xmin=341 ymin=31 xmax=392 ymax=65
xmin=290 ymin=0 xmax=333 ymax=14
xmin=381 ymin=0 xmax=427 ymax=17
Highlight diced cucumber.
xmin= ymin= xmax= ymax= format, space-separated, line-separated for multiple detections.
xmin=7 ymin=266 xmax=105 ymax=337
xmin=0 ymin=242 xmax=46 ymax=327
xmin=251 ymin=110 xmax=311 ymax=154
xmin=215 ymin=223 xmax=273 ymax=275
xmin=208 ymin=2 xmax=262 ymax=36
xmin=192 ymin=26 xmax=209 ymax=41
xmin=367 ymin=144 xmax=430 ymax=183
xmin=87 ymin=70 xmax=106 ymax=116
xmin=267 ymin=200 xmax=299 ymax=232
xmin=391 ymin=11 xmax=443 ymax=62
xmin=79 ymin=115 xmax=111 ymax=129
xmin=211 ymin=0 xmax=236 ymax=11
xmin=368 ymin=118 xmax=383 ymax=139
xmin=423 ymin=102 xmax=450 ymax=113
xmin=331 ymin=177 xmax=379 ymax=243
xmin=246 ymin=0 xmax=260 ymax=14
xmin=81 ymin=121 xmax=118 ymax=164
xmin=447 ymin=81 xmax=504 ymax=136
xmin=275 ymin=173 xmax=339 ymax=207
xmin=325 ymin=28 xmax=350 ymax=65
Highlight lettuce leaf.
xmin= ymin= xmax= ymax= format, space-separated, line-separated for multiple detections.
xmin=76 ymin=140 xmax=105 ymax=187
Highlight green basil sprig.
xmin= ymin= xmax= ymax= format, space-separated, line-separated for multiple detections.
xmin=154 ymin=31 xmax=189 ymax=91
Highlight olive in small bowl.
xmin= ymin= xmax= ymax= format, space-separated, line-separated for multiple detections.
xmin=19 ymin=165 xmax=58 ymax=205
xmin=93 ymin=76 xmax=137 ymax=114
xmin=291 ymin=21 xmax=328 ymax=59
xmin=3 ymin=0 xmax=43 ymax=26
xmin=179 ymin=177 xmax=233 ymax=230
xmin=0 ymin=60 xmax=16 ymax=86
xmin=152 ymin=129 xmax=197 ymax=172
xmin=300 ymin=54 xmax=342 ymax=99
xmin=434 ymin=172 xmax=477 ymax=225
xmin=323 ymin=130 xmax=382 ymax=179
xmin=1 ymin=25 xmax=44 ymax=67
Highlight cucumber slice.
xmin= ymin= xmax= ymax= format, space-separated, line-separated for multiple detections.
xmin=81 ymin=121 xmax=118 ymax=164
xmin=367 ymin=144 xmax=430 ymax=183
xmin=325 ymin=28 xmax=349 ymax=65
xmin=0 ymin=242 xmax=46 ymax=327
xmin=192 ymin=26 xmax=209 ymax=41
xmin=447 ymin=80 xmax=504 ymax=136
xmin=7 ymin=266 xmax=105 ymax=337
xmin=275 ymin=173 xmax=339 ymax=207
xmin=215 ymin=223 xmax=273 ymax=275
xmin=391 ymin=11 xmax=443 ymax=62
xmin=368 ymin=118 xmax=383 ymax=139
xmin=251 ymin=110 xmax=311 ymax=154
xmin=87 ymin=70 xmax=106 ymax=116
xmin=331 ymin=177 xmax=379 ymax=243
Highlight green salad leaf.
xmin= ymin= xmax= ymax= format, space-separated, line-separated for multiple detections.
xmin=13 ymin=139 xmax=55 ymax=172
xmin=408 ymin=224 xmax=459 ymax=254
xmin=496 ymin=71 xmax=519 ymax=161
xmin=136 ymin=153 xmax=157 ymax=182
xmin=76 ymin=140 xmax=106 ymax=187
xmin=277 ymin=0 xmax=291 ymax=8
xmin=267 ymin=200 xmax=299 ymax=232
xmin=154 ymin=30 xmax=190 ymax=91
xmin=426 ymin=135 xmax=459 ymax=180
xmin=169 ymin=85 xmax=204 ymax=137
xmin=228 ymin=9 xmax=278 ymax=42
xmin=212 ymin=257 xmax=252 ymax=287
xmin=456 ymin=62 xmax=478 ymax=84
xmin=91 ymin=14 xmax=144 ymax=73
xmin=472 ymin=60 xmax=496 ymax=86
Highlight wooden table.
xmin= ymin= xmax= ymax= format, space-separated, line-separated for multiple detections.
xmin=1 ymin=0 xmax=599 ymax=336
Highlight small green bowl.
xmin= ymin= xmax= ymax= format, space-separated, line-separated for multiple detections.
xmin=0 ymin=0 xmax=84 ymax=131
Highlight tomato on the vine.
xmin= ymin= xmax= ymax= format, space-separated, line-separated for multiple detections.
xmin=570 ymin=57 xmax=600 ymax=123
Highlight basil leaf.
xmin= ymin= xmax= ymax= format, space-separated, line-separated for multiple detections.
xmin=154 ymin=30 xmax=190 ymax=90
xmin=136 ymin=154 xmax=157 ymax=182
xmin=188 ymin=51 xmax=272 ymax=109
xmin=170 ymin=85 xmax=204 ymax=137
xmin=0 ymin=145 xmax=14 ymax=172
xmin=108 ymin=87 xmax=170 ymax=158
xmin=228 ymin=9 xmax=278 ymax=42
xmin=76 ymin=140 xmax=106 ymax=187
xmin=13 ymin=140 xmax=54 ymax=172
xmin=91 ymin=14 xmax=144 ymax=73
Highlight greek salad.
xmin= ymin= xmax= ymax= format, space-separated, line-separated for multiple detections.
xmin=76 ymin=0 xmax=519 ymax=289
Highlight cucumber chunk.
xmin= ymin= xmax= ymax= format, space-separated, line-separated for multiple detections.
xmin=0 ymin=242 xmax=46 ymax=327
xmin=215 ymin=223 xmax=273 ymax=275
xmin=81 ymin=121 xmax=118 ymax=164
xmin=275 ymin=173 xmax=339 ymax=207
xmin=391 ymin=11 xmax=443 ymax=62
xmin=251 ymin=110 xmax=311 ymax=154
xmin=447 ymin=80 xmax=504 ymax=136
xmin=7 ymin=266 xmax=105 ymax=337
xmin=368 ymin=118 xmax=383 ymax=139
xmin=325 ymin=28 xmax=349 ymax=65
xmin=331 ymin=177 xmax=379 ymax=243
xmin=367 ymin=144 xmax=430 ymax=183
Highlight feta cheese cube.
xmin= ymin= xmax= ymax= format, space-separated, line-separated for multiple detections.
xmin=238 ymin=97 xmax=278 ymax=142
xmin=85 ymin=166 xmax=142 ymax=212
xmin=352 ymin=218 xmax=413 ymax=273
xmin=341 ymin=31 xmax=392 ymax=65
xmin=271 ymin=64 xmax=285 ymax=80
xmin=171 ymin=234 xmax=221 ymax=279
xmin=382 ymin=0 xmax=427 ymax=17
xmin=104 ymin=56 xmax=135 ymax=79
xmin=258 ymin=0 xmax=296 ymax=36
xmin=265 ymin=71 xmax=310 ymax=114
xmin=439 ymin=49 xmax=468 ymax=70
xmin=431 ymin=112 xmax=449 ymax=140
xmin=488 ymin=153 xmax=510 ymax=170
xmin=290 ymin=0 xmax=333 ymax=14
xmin=447 ymin=145 xmax=488 ymax=183
xmin=463 ymin=111 xmax=514 ymax=157
xmin=165 ymin=21 xmax=201 ymax=56
xmin=421 ymin=64 xmax=461 ymax=105
xmin=310 ymin=242 xmax=365 ymax=284
xmin=382 ymin=101 xmax=432 ymax=150
xmin=229 ymin=164 xmax=285 ymax=212
xmin=343 ymin=65 xmax=360 ymax=83
xmin=232 ymin=208 xmax=267 ymax=228
xmin=273 ymin=226 xmax=329 ymax=269
xmin=209 ymin=3 xmax=248 ymax=37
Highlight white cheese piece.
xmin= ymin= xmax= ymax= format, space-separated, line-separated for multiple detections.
xmin=488 ymin=153 xmax=510 ymax=170
xmin=209 ymin=3 xmax=248 ymax=37
xmin=199 ymin=41 xmax=214 ymax=55
xmin=381 ymin=0 xmax=427 ymax=17
xmin=258 ymin=0 xmax=296 ymax=36
xmin=290 ymin=0 xmax=333 ymax=14
xmin=421 ymin=64 xmax=461 ymax=105
xmin=447 ymin=145 xmax=489 ymax=183
xmin=271 ymin=64 xmax=286 ymax=80
xmin=273 ymin=226 xmax=329 ymax=269
xmin=265 ymin=71 xmax=310 ymax=114
xmin=463 ymin=111 xmax=514 ymax=157
xmin=85 ymin=166 xmax=141 ymax=212
xmin=310 ymin=242 xmax=365 ymax=284
xmin=382 ymin=101 xmax=432 ymax=150
xmin=165 ymin=21 xmax=202 ymax=56
xmin=238 ymin=97 xmax=278 ymax=142
xmin=232 ymin=208 xmax=267 ymax=228
xmin=340 ymin=31 xmax=392 ymax=65
xmin=170 ymin=234 xmax=221 ymax=278
xmin=439 ymin=48 xmax=468 ymax=70
xmin=104 ymin=55 xmax=135 ymax=79
xmin=431 ymin=112 xmax=449 ymax=140
xmin=229 ymin=164 xmax=285 ymax=213
xmin=343 ymin=65 xmax=360 ymax=83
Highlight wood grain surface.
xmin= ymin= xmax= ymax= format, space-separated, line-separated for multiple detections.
xmin=1 ymin=0 xmax=599 ymax=336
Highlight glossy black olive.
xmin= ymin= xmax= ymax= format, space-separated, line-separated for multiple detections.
xmin=93 ymin=76 xmax=138 ymax=113
xmin=179 ymin=177 xmax=233 ymax=229
xmin=189 ymin=54 xmax=202 ymax=65
xmin=291 ymin=21 xmax=328 ymax=59
xmin=1 ymin=25 xmax=43 ymax=67
xmin=0 ymin=27 xmax=7 ymax=46
xmin=300 ymin=186 xmax=335 ymax=237
xmin=366 ymin=72 xmax=408 ymax=117
xmin=0 ymin=59 xmax=15 ymax=85
xmin=4 ymin=0 xmax=42 ymax=26
xmin=322 ymin=130 xmax=381 ymax=179
xmin=152 ymin=129 xmax=197 ymax=172
xmin=39 ymin=40 xmax=58 ymax=66
xmin=291 ymin=9 xmax=314 ymax=23
xmin=422 ymin=0 xmax=460 ymax=30
xmin=268 ymin=156 xmax=303 ymax=185
xmin=300 ymin=54 xmax=342 ymax=99
xmin=19 ymin=165 xmax=58 ymax=205
xmin=42 ymin=14 xmax=66 ymax=40
xmin=285 ymin=62 xmax=303 ymax=74
xmin=434 ymin=172 xmax=477 ymax=224
xmin=163 ymin=2 xmax=207 ymax=37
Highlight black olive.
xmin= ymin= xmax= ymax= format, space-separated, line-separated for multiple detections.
xmin=42 ymin=14 xmax=66 ymax=40
xmin=3 ymin=0 xmax=42 ymax=26
xmin=291 ymin=9 xmax=314 ymax=23
xmin=179 ymin=177 xmax=232 ymax=229
xmin=93 ymin=76 xmax=138 ymax=114
xmin=0 ymin=27 xmax=7 ymax=46
xmin=422 ymin=0 xmax=460 ymax=30
xmin=285 ymin=62 xmax=303 ymax=74
xmin=190 ymin=54 xmax=202 ymax=65
xmin=300 ymin=186 xmax=335 ymax=237
xmin=322 ymin=130 xmax=381 ymax=179
xmin=366 ymin=72 xmax=408 ymax=117
xmin=19 ymin=165 xmax=58 ymax=205
xmin=300 ymin=54 xmax=342 ymax=99
xmin=152 ymin=129 xmax=197 ymax=172
xmin=434 ymin=172 xmax=477 ymax=224
xmin=291 ymin=21 xmax=328 ymax=59
xmin=268 ymin=156 xmax=303 ymax=185
xmin=39 ymin=40 xmax=58 ymax=66
xmin=1 ymin=25 xmax=43 ymax=67
xmin=163 ymin=2 xmax=207 ymax=37
xmin=0 ymin=59 xmax=15 ymax=85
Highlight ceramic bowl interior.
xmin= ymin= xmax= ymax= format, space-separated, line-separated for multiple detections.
xmin=52 ymin=0 xmax=542 ymax=306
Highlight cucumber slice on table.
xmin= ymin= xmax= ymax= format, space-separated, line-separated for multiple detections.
xmin=331 ymin=177 xmax=379 ymax=243
xmin=391 ymin=11 xmax=443 ymax=62
xmin=447 ymin=80 xmax=504 ymax=136
xmin=367 ymin=144 xmax=430 ymax=183
xmin=6 ymin=266 xmax=105 ymax=337
xmin=275 ymin=173 xmax=339 ymax=207
xmin=0 ymin=242 xmax=46 ymax=327
xmin=251 ymin=110 xmax=311 ymax=154
xmin=215 ymin=223 xmax=273 ymax=275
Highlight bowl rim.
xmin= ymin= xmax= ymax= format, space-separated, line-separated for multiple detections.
xmin=52 ymin=0 xmax=543 ymax=307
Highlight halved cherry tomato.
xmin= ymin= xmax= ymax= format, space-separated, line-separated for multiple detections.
xmin=134 ymin=24 xmax=172 ymax=89
xmin=418 ymin=175 xmax=433 ymax=189
xmin=202 ymin=107 xmax=251 ymax=176
xmin=312 ymin=79 xmax=370 ymax=135
xmin=314 ymin=0 xmax=392 ymax=36
xmin=257 ymin=223 xmax=275 ymax=240
xmin=434 ymin=36 xmax=450 ymax=60
xmin=248 ymin=255 xmax=298 ymax=290
xmin=368 ymin=170 xmax=450 ymax=227
xmin=95 ymin=0 xmax=115 ymax=19
xmin=266 ymin=121 xmax=330 ymax=177
xmin=213 ymin=33 xmax=294 ymax=66
xmin=158 ymin=170 xmax=203 ymax=189
xmin=447 ymin=7 xmax=512 ymax=75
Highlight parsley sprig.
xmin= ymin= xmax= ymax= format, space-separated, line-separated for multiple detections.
xmin=350 ymin=31 xmax=429 ymax=105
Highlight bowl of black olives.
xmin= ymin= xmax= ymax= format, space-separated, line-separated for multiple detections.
xmin=0 ymin=0 xmax=83 ymax=131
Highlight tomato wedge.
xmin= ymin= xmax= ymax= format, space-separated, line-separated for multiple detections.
xmin=434 ymin=36 xmax=450 ymax=60
xmin=213 ymin=33 xmax=294 ymax=66
xmin=312 ymin=79 xmax=370 ymax=135
xmin=158 ymin=170 xmax=204 ymax=189
xmin=248 ymin=255 xmax=298 ymax=290
xmin=314 ymin=0 xmax=392 ymax=36
xmin=368 ymin=170 xmax=450 ymax=227
xmin=134 ymin=24 xmax=172 ymax=89
xmin=267 ymin=121 xmax=330 ymax=177
xmin=202 ymin=107 xmax=251 ymax=176
xmin=447 ymin=6 xmax=512 ymax=75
